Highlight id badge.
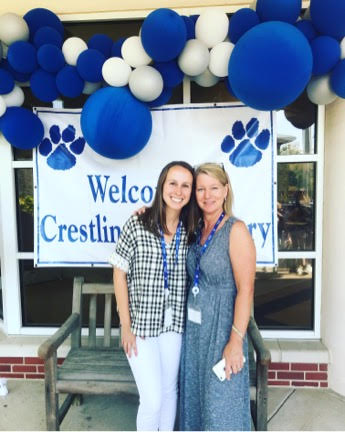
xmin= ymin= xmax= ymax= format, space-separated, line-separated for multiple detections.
xmin=164 ymin=306 xmax=173 ymax=328
xmin=188 ymin=306 xmax=201 ymax=324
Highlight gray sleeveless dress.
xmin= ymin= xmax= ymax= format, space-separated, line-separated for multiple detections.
xmin=179 ymin=217 xmax=251 ymax=431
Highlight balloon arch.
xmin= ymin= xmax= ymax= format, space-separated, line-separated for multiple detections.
xmin=0 ymin=0 xmax=344 ymax=159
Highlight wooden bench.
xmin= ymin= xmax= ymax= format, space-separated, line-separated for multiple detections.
xmin=38 ymin=276 xmax=270 ymax=431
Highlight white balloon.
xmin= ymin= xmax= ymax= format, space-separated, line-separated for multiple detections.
xmin=62 ymin=37 xmax=88 ymax=66
xmin=340 ymin=37 xmax=345 ymax=60
xmin=2 ymin=85 xmax=24 ymax=107
xmin=129 ymin=66 xmax=163 ymax=102
xmin=195 ymin=9 xmax=229 ymax=48
xmin=0 ymin=96 xmax=6 ymax=117
xmin=0 ymin=13 xmax=29 ymax=45
xmin=209 ymin=42 xmax=234 ymax=77
xmin=83 ymin=81 xmax=102 ymax=95
xmin=121 ymin=36 xmax=151 ymax=68
xmin=178 ymin=39 xmax=210 ymax=76
xmin=102 ymin=57 xmax=132 ymax=87
xmin=194 ymin=68 xmax=219 ymax=87
xmin=307 ymin=75 xmax=338 ymax=105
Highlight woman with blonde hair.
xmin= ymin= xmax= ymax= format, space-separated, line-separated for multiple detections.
xmin=179 ymin=162 xmax=256 ymax=431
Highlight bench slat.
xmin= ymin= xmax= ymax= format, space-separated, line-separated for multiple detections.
xmin=104 ymin=294 xmax=112 ymax=347
xmin=88 ymin=295 xmax=97 ymax=348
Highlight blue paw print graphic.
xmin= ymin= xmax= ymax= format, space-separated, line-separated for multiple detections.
xmin=39 ymin=124 xmax=85 ymax=170
xmin=221 ymin=118 xmax=270 ymax=167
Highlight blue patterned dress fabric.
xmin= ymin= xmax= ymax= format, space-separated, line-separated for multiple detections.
xmin=179 ymin=217 xmax=251 ymax=431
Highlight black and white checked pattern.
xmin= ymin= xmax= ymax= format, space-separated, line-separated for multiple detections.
xmin=110 ymin=215 xmax=188 ymax=337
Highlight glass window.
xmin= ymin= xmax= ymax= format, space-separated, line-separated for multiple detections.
xmin=19 ymin=260 xmax=115 ymax=327
xmin=254 ymin=259 xmax=314 ymax=330
xmin=278 ymin=163 xmax=315 ymax=251
xmin=15 ymin=169 xmax=34 ymax=252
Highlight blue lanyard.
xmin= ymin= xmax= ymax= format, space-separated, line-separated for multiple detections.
xmin=160 ymin=220 xmax=182 ymax=293
xmin=192 ymin=212 xmax=225 ymax=295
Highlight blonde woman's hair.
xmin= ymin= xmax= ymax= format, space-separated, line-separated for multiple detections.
xmin=195 ymin=163 xmax=234 ymax=216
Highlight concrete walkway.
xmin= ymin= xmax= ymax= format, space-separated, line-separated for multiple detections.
xmin=1 ymin=380 xmax=345 ymax=431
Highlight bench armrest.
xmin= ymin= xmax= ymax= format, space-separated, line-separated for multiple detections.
xmin=38 ymin=313 xmax=80 ymax=360
xmin=247 ymin=317 xmax=271 ymax=365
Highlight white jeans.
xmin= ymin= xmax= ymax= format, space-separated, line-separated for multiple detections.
xmin=127 ymin=331 xmax=182 ymax=431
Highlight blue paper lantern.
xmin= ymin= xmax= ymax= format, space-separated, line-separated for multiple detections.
xmin=295 ymin=19 xmax=317 ymax=42
xmin=111 ymin=37 xmax=126 ymax=57
xmin=7 ymin=41 xmax=37 ymax=74
xmin=56 ymin=65 xmax=84 ymax=98
xmin=141 ymin=8 xmax=187 ymax=61
xmin=153 ymin=60 xmax=184 ymax=87
xmin=88 ymin=34 xmax=113 ymax=58
xmin=182 ymin=16 xmax=195 ymax=40
xmin=0 ymin=107 xmax=44 ymax=149
xmin=148 ymin=87 xmax=173 ymax=107
xmin=33 ymin=26 xmax=63 ymax=48
xmin=30 ymin=68 xmax=59 ymax=102
xmin=37 ymin=44 xmax=65 ymax=73
xmin=80 ymin=86 xmax=152 ymax=159
xmin=229 ymin=21 xmax=313 ymax=110
xmin=311 ymin=36 xmax=340 ymax=76
xmin=0 ymin=69 xmax=15 ymax=94
xmin=310 ymin=0 xmax=345 ymax=40
xmin=229 ymin=8 xmax=260 ymax=44
xmin=77 ymin=49 xmax=105 ymax=83
xmin=256 ymin=0 xmax=301 ymax=24
xmin=330 ymin=59 xmax=345 ymax=98
xmin=23 ymin=8 xmax=64 ymax=39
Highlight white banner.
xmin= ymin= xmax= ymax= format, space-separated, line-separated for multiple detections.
xmin=34 ymin=103 xmax=277 ymax=267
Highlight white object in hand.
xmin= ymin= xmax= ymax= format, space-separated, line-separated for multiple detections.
xmin=212 ymin=356 xmax=246 ymax=381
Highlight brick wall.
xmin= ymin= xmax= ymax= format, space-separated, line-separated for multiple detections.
xmin=268 ymin=362 xmax=328 ymax=388
xmin=0 ymin=357 xmax=64 ymax=379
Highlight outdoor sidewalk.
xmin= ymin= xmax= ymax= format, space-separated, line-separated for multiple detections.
xmin=1 ymin=380 xmax=345 ymax=431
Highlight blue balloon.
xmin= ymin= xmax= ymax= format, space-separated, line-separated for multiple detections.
xmin=330 ymin=59 xmax=345 ymax=98
xmin=77 ymin=49 xmax=105 ymax=83
xmin=256 ymin=0 xmax=301 ymax=24
xmin=182 ymin=16 xmax=195 ymax=40
xmin=56 ymin=65 xmax=84 ymax=98
xmin=153 ymin=60 xmax=184 ymax=87
xmin=1 ymin=59 xmax=31 ymax=82
xmin=7 ymin=41 xmax=37 ymax=74
xmin=141 ymin=8 xmax=187 ymax=61
xmin=33 ymin=26 xmax=63 ymax=48
xmin=37 ymin=44 xmax=65 ymax=73
xmin=295 ymin=19 xmax=317 ymax=42
xmin=88 ymin=34 xmax=113 ymax=58
xmin=311 ymin=36 xmax=340 ymax=76
xmin=0 ymin=69 xmax=15 ymax=94
xmin=229 ymin=8 xmax=260 ymax=44
xmin=111 ymin=37 xmax=126 ymax=57
xmin=30 ymin=68 xmax=59 ymax=102
xmin=229 ymin=21 xmax=313 ymax=110
xmin=311 ymin=0 xmax=345 ymax=40
xmin=80 ymin=87 xmax=152 ymax=159
xmin=23 ymin=8 xmax=64 ymax=39
xmin=0 ymin=107 xmax=44 ymax=149
xmin=147 ymin=87 xmax=173 ymax=107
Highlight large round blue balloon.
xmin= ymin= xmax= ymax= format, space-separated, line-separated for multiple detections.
xmin=153 ymin=60 xmax=184 ymax=87
xmin=37 ymin=44 xmax=65 ymax=73
xmin=0 ymin=69 xmax=15 ymax=94
xmin=56 ymin=65 xmax=84 ymax=98
xmin=330 ymin=59 xmax=345 ymax=98
xmin=1 ymin=59 xmax=31 ymax=83
xmin=7 ymin=41 xmax=37 ymax=74
xmin=229 ymin=8 xmax=260 ymax=44
xmin=0 ymin=107 xmax=44 ymax=149
xmin=80 ymin=87 xmax=152 ymax=159
xmin=256 ymin=0 xmax=301 ymax=23
xmin=311 ymin=36 xmax=340 ymax=76
xmin=77 ymin=49 xmax=105 ymax=82
xmin=311 ymin=0 xmax=345 ymax=40
xmin=33 ymin=26 xmax=63 ymax=48
xmin=141 ymin=8 xmax=187 ymax=61
xmin=30 ymin=69 xmax=59 ymax=102
xmin=88 ymin=34 xmax=113 ymax=58
xmin=23 ymin=8 xmax=64 ymax=39
xmin=229 ymin=21 xmax=313 ymax=110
